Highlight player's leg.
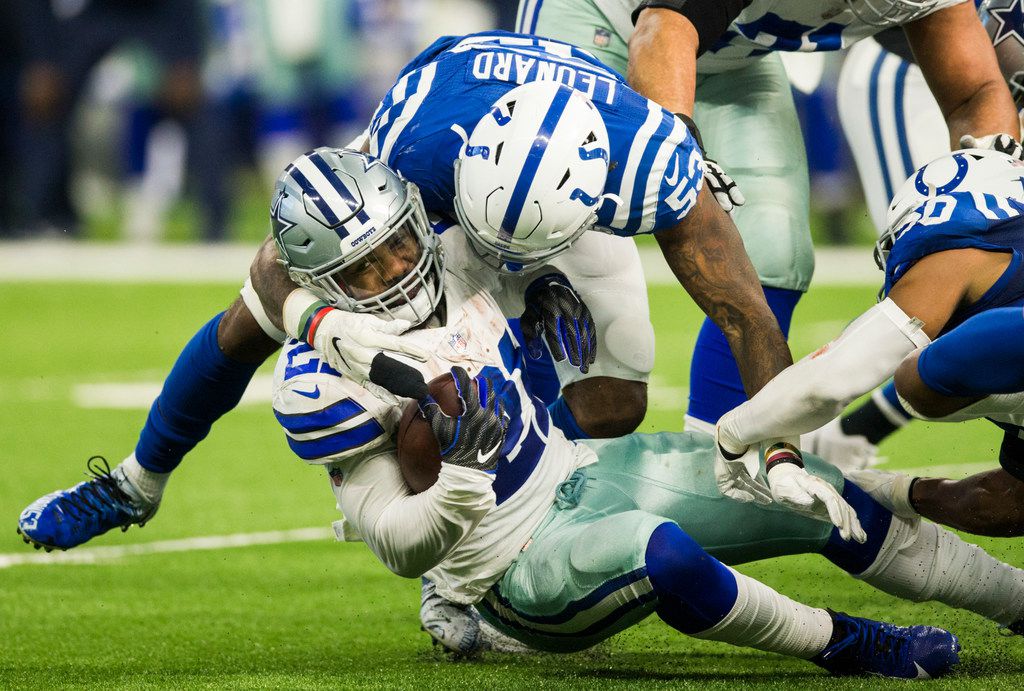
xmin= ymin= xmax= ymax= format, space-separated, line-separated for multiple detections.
xmin=583 ymin=432 xmax=1024 ymax=631
xmin=684 ymin=54 xmax=813 ymax=432
xmin=479 ymin=496 xmax=959 ymax=678
xmin=17 ymin=281 xmax=282 ymax=550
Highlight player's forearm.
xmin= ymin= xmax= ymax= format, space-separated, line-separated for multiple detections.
xmin=363 ymin=465 xmax=495 ymax=578
xmin=250 ymin=236 xmax=300 ymax=333
xmin=911 ymin=470 xmax=1024 ymax=537
xmin=657 ymin=189 xmax=792 ymax=397
xmin=628 ymin=9 xmax=699 ymax=115
xmin=718 ymin=300 xmax=929 ymax=449
xmin=942 ymin=81 xmax=1021 ymax=147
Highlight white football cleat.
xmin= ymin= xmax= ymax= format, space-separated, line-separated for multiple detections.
xmin=844 ymin=468 xmax=918 ymax=519
xmin=419 ymin=579 xmax=533 ymax=655
xmin=803 ymin=418 xmax=881 ymax=472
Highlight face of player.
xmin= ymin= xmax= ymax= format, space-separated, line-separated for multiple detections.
xmin=336 ymin=224 xmax=424 ymax=301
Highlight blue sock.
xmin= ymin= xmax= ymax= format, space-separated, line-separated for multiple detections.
xmin=918 ymin=306 xmax=1024 ymax=397
xmin=135 ymin=313 xmax=261 ymax=473
xmin=820 ymin=481 xmax=893 ymax=574
xmin=879 ymin=380 xmax=911 ymax=420
xmin=687 ymin=286 xmax=802 ymax=424
xmin=548 ymin=395 xmax=590 ymax=440
xmin=646 ymin=522 xmax=738 ymax=634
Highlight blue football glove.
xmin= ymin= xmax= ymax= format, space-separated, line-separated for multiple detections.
xmin=521 ymin=273 xmax=597 ymax=374
xmin=419 ymin=367 xmax=508 ymax=473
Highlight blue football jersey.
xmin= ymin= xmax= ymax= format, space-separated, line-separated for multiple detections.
xmin=883 ymin=152 xmax=1024 ymax=331
xmin=367 ymin=31 xmax=704 ymax=237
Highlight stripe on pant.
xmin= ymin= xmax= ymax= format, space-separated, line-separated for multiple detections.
xmin=869 ymin=50 xmax=894 ymax=203
xmin=480 ymin=568 xmax=655 ymax=637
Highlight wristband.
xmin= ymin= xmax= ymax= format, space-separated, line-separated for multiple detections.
xmin=764 ymin=441 xmax=804 ymax=473
xmin=673 ymin=112 xmax=705 ymax=154
xmin=283 ymin=288 xmax=332 ymax=344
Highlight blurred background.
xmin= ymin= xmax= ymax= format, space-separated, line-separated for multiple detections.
xmin=0 ymin=0 xmax=868 ymax=246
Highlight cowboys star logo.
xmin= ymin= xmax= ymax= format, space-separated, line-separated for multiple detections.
xmin=988 ymin=0 xmax=1024 ymax=47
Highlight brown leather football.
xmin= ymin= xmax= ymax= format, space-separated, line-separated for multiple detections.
xmin=396 ymin=372 xmax=472 ymax=493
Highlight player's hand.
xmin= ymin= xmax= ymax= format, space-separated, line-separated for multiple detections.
xmin=766 ymin=446 xmax=867 ymax=543
xmin=844 ymin=468 xmax=919 ymax=519
xmin=312 ymin=309 xmax=429 ymax=405
xmin=521 ymin=272 xmax=597 ymax=374
xmin=420 ymin=366 xmax=508 ymax=473
xmin=703 ymin=158 xmax=746 ymax=213
xmin=959 ymin=133 xmax=1024 ymax=160
xmin=714 ymin=427 xmax=772 ymax=505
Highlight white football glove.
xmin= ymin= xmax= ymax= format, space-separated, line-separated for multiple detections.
xmin=714 ymin=427 xmax=772 ymax=505
xmin=959 ymin=133 xmax=1024 ymax=160
xmin=766 ymin=454 xmax=867 ymax=543
xmin=844 ymin=468 xmax=918 ymax=520
xmin=310 ymin=309 xmax=429 ymax=405
xmin=703 ymin=158 xmax=746 ymax=213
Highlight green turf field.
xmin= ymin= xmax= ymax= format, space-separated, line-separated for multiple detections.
xmin=2 ymin=280 xmax=1022 ymax=689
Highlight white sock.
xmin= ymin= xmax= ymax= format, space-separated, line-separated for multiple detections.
xmin=692 ymin=567 xmax=833 ymax=659
xmin=118 ymin=453 xmax=170 ymax=506
xmin=859 ymin=515 xmax=1024 ymax=626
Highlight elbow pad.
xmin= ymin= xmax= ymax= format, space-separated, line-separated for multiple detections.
xmin=631 ymin=0 xmax=752 ymax=56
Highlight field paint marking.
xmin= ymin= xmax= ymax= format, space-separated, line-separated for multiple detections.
xmin=73 ymin=374 xmax=275 ymax=409
xmin=0 ymin=240 xmax=882 ymax=286
xmin=0 ymin=526 xmax=333 ymax=570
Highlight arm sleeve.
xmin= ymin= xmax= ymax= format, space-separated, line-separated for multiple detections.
xmin=337 ymin=452 xmax=496 ymax=578
xmin=718 ymin=299 xmax=931 ymax=449
xmin=631 ymin=0 xmax=752 ymax=56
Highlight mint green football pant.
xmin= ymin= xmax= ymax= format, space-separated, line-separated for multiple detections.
xmin=516 ymin=0 xmax=814 ymax=291
xmin=476 ymin=432 xmax=844 ymax=652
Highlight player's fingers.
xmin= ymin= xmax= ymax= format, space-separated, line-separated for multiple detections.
xmin=561 ymin=316 xmax=582 ymax=368
xmin=448 ymin=366 xmax=476 ymax=412
xmin=746 ymin=478 xmax=774 ymax=505
xmin=731 ymin=185 xmax=746 ymax=207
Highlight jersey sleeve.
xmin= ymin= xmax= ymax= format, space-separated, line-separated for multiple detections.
xmin=597 ymin=102 xmax=705 ymax=236
xmin=333 ymin=451 xmax=496 ymax=578
xmin=272 ymin=340 xmax=393 ymax=465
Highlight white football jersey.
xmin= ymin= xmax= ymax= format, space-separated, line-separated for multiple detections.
xmin=593 ymin=0 xmax=965 ymax=73
xmin=271 ymin=231 xmax=596 ymax=603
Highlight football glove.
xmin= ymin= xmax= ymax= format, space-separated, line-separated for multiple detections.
xmin=959 ymin=133 xmax=1024 ymax=160
xmin=287 ymin=291 xmax=429 ymax=405
xmin=521 ymin=272 xmax=597 ymax=374
xmin=714 ymin=427 xmax=772 ymax=505
xmin=420 ymin=367 xmax=508 ymax=473
xmin=765 ymin=442 xmax=867 ymax=543
xmin=702 ymin=158 xmax=746 ymax=213
xmin=844 ymin=468 xmax=918 ymax=519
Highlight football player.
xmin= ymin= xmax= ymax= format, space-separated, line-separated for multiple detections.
xmin=806 ymin=0 xmax=1024 ymax=469
xmin=267 ymin=149 xmax=1024 ymax=676
xmin=19 ymin=32 xmax=802 ymax=552
xmin=515 ymin=0 xmax=1024 ymax=446
xmin=711 ymin=148 xmax=1024 ymax=536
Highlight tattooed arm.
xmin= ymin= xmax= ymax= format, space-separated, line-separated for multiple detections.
xmin=655 ymin=184 xmax=793 ymax=397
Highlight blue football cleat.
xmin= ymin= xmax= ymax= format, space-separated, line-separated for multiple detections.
xmin=813 ymin=611 xmax=960 ymax=679
xmin=17 ymin=456 xmax=157 ymax=551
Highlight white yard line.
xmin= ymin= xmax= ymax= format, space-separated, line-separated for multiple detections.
xmin=877 ymin=459 xmax=997 ymax=478
xmin=0 ymin=241 xmax=882 ymax=286
xmin=0 ymin=526 xmax=333 ymax=570
xmin=73 ymin=374 xmax=275 ymax=409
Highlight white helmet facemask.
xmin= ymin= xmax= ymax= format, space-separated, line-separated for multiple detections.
xmin=453 ymin=82 xmax=612 ymax=273
xmin=845 ymin=0 xmax=940 ymax=26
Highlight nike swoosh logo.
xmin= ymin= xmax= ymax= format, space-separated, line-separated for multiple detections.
xmin=913 ymin=662 xmax=931 ymax=680
xmin=477 ymin=441 xmax=502 ymax=467
xmin=664 ymin=154 xmax=680 ymax=187
xmin=294 ymin=386 xmax=321 ymax=400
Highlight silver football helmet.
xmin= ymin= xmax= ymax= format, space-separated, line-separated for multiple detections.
xmin=981 ymin=0 xmax=1024 ymax=108
xmin=845 ymin=0 xmax=940 ymax=26
xmin=271 ymin=147 xmax=445 ymax=326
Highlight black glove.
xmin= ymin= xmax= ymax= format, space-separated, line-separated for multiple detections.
xmin=420 ymin=367 xmax=507 ymax=472
xmin=959 ymin=133 xmax=1024 ymax=160
xmin=521 ymin=273 xmax=597 ymax=374
xmin=673 ymin=112 xmax=745 ymax=213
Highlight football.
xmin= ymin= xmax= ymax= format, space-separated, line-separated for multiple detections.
xmin=396 ymin=371 xmax=472 ymax=493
